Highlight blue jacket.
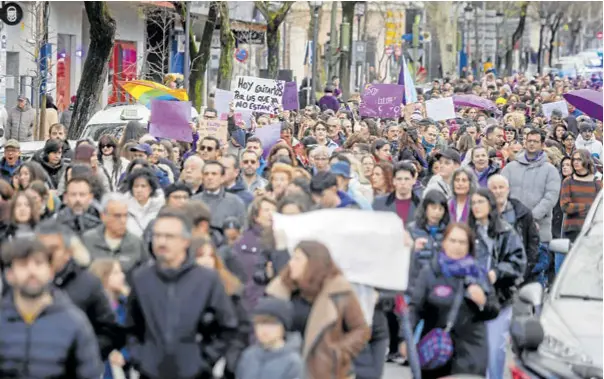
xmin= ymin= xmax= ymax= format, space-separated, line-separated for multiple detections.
xmin=103 ymin=296 xmax=130 ymax=379
xmin=336 ymin=190 xmax=359 ymax=209
xmin=0 ymin=290 xmax=103 ymax=379
xmin=406 ymin=221 xmax=447 ymax=295
xmin=0 ymin=157 xmax=21 ymax=183
xmin=226 ymin=177 xmax=254 ymax=207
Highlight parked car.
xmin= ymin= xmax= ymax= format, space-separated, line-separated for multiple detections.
xmin=510 ymin=191 xmax=603 ymax=379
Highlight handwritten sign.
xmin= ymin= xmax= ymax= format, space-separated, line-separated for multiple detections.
xmin=197 ymin=119 xmax=228 ymax=146
xmin=282 ymin=81 xmax=299 ymax=111
xmin=425 ymin=97 xmax=456 ymax=121
xmin=543 ymin=101 xmax=569 ymax=120
xmin=359 ymin=84 xmax=404 ymax=118
xmin=273 ymin=209 xmax=411 ymax=291
xmin=149 ymin=100 xmax=193 ymax=142
xmin=233 ymin=76 xmax=284 ymax=115
xmin=214 ymin=88 xmax=253 ymax=125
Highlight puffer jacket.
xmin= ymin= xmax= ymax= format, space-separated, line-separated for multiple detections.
xmin=54 ymin=206 xmax=103 ymax=234
xmin=6 ymin=103 xmax=36 ymax=142
xmin=473 ymin=220 xmax=527 ymax=307
xmin=125 ymin=191 xmax=165 ymax=238
xmin=501 ymin=151 xmax=561 ymax=242
xmin=406 ymin=221 xmax=447 ymax=295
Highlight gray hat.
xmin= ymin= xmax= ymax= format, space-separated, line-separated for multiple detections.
xmin=253 ymin=297 xmax=293 ymax=330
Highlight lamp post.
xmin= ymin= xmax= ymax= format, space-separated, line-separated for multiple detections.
xmin=309 ymin=1 xmax=321 ymax=107
xmin=464 ymin=4 xmax=473 ymax=74
xmin=495 ymin=12 xmax=503 ymax=71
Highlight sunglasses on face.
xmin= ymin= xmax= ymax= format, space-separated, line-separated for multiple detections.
xmin=242 ymin=159 xmax=257 ymax=164
xmin=101 ymin=145 xmax=115 ymax=149
xmin=199 ymin=145 xmax=215 ymax=152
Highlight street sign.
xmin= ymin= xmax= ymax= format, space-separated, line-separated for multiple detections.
xmin=0 ymin=2 xmax=23 ymax=26
xmin=597 ymin=31 xmax=603 ymax=40
xmin=385 ymin=46 xmax=393 ymax=56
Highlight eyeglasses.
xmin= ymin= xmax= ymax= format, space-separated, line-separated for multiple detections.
xmin=101 ymin=145 xmax=114 ymax=149
xmin=471 ymin=198 xmax=488 ymax=206
xmin=199 ymin=145 xmax=215 ymax=152
xmin=242 ymin=160 xmax=257 ymax=164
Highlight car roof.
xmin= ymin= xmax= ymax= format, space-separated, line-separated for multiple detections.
xmin=85 ymin=102 xmax=199 ymax=128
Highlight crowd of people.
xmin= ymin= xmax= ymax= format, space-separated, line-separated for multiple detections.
xmin=0 ymin=70 xmax=601 ymax=379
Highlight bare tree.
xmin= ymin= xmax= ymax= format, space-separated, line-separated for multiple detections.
xmin=141 ymin=4 xmax=176 ymax=82
xmin=255 ymin=1 xmax=294 ymax=79
xmin=217 ymin=2 xmax=235 ymax=90
xmin=68 ymin=2 xmax=116 ymax=139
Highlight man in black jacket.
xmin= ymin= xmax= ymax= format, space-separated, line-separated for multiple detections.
xmin=0 ymin=237 xmax=103 ymax=379
xmin=126 ymin=208 xmax=238 ymax=379
xmin=55 ymin=176 xmax=102 ymax=234
xmin=36 ymin=221 xmax=124 ymax=360
xmin=488 ymin=174 xmax=540 ymax=282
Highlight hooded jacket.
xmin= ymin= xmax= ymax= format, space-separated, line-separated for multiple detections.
xmin=7 ymin=103 xmax=36 ymax=142
xmin=501 ymin=151 xmax=561 ymax=242
xmin=424 ymin=174 xmax=453 ymax=199
xmin=575 ymin=134 xmax=603 ymax=160
xmin=235 ymin=333 xmax=304 ymax=379
xmin=406 ymin=221 xmax=447 ymax=295
xmin=0 ymin=290 xmax=103 ymax=379
xmin=226 ymin=177 xmax=254 ymax=206
xmin=40 ymin=156 xmax=66 ymax=189
xmin=126 ymin=257 xmax=238 ymax=379
xmin=32 ymin=139 xmax=74 ymax=165
xmin=125 ymin=191 xmax=165 ymax=238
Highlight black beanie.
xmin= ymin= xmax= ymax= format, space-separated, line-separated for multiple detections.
xmin=44 ymin=139 xmax=62 ymax=155
xmin=164 ymin=182 xmax=192 ymax=199
xmin=253 ymin=297 xmax=293 ymax=330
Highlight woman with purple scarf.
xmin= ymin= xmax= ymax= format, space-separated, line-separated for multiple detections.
xmin=469 ymin=146 xmax=500 ymax=188
xmin=398 ymin=223 xmax=499 ymax=379
xmin=449 ymin=167 xmax=478 ymax=223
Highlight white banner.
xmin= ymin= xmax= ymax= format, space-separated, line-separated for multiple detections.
xmin=425 ymin=97 xmax=456 ymax=121
xmin=543 ymin=100 xmax=569 ymax=120
xmin=272 ymin=209 xmax=411 ymax=291
xmin=233 ymin=76 xmax=285 ymax=115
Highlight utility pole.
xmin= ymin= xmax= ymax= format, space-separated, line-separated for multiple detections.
xmin=184 ymin=2 xmax=190 ymax=92
xmin=328 ymin=1 xmax=338 ymax=81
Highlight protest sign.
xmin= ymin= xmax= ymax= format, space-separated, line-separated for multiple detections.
xmin=253 ymin=122 xmax=282 ymax=159
xmin=197 ymin=119 xmax=228 ymax=146
xmin=282 ymin=81 xmax=299 ymax=111
xmin=149 ymin=100 xmax=193 ymax=142
xmin=233 ymin=76 xmax=284 ymax=115
xmin=214 ymin=88 xmax=253 ymax=124
xmin=359 ymin=84 xmax=404 ymax=118
xmin=543 ymin=101 xmax=569 ymax=120
xmin=272 ymin=209 xmax=411 ymax=291
xmin=425 ymin=97 xmax=456 ymax=121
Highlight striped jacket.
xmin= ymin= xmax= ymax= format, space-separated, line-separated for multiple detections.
xmin=559 ymin=176 xmax=602 ymax=233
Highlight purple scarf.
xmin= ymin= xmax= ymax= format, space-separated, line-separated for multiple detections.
xmin=438 ymin=251 xmax=484 ymax=280
xmin=449 ymin=197 xmax=470 ymax=223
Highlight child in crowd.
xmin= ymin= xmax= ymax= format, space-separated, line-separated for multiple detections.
xmin=235 ymin=297 xmax=304 ymax=379
xmin=89 ymin=258 xmax=130 ymax=379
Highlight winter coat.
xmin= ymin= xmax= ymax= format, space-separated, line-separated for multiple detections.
xmin=231 ymin=225 xmax=266 ymax=312
xmin=501 ymin=151 xmax=561 ymax=242
xmin=60 ymin=104 xmax=74 ymax=128
xmin=226 ymin=177 xmax=254 ymax=207
xmin=318 ymin=94 xmax=340 ymax=112
xmin=576 ymin=134 xmax=603 ymax=160
xmin=125 ymin=257 xmax=239 ymax=379
xmin=503 ymin=198 xmax=541 ymax=282
xmin=192 ymin=188 xmax=247 ymax=230
xmin=401 ymin=260 xmax=499 ymax=378
xmin=0 ymin=157 xmax=21 ymax=183
xmin=0 ymin=290 xmax=104 ymax=379
xmin=39 ymin=158 xmax=66 ymax=189
xmin=82 ymin=225 xmax=148 ymax=282
xmin=253 ymin=248 xmax=291 ymax=286
xmin=6 ymin=103 xmax=35 ymax=142
xmin=125 ymin=192 xmax=165 ymax=238
xmin=473 ymin=221 xmax=527 ymax=307
xmin=470 ymin=164 xmax=500 ymax=188
xmin=335 ymin=190 xmax=360 ymax=209
xmin=31 ymin=139 xmax=74 ymax=164
xmin=100 ymin=155 xmax=129 ymax=190
xmin=235 ymin=333 xmax=304 ymax=379
xmin=53 ymin=258 xmax=124 ymax=360
xmin=41 ymin=107 xmax=59 ymax=140
xmin=407 ymin=221 xmax=447 ymax=295
xmin=266 ymin=274 xmax=371 ymax=379
xmin=353 ymin=306 xmax=389 ymax=379
xmin=424 ymin=174 xmax=453 ymax=199
xmin=54 ymin=206 xmax=103 ymax=234
xmin=372 ymin=191 xmax=421 ymax=225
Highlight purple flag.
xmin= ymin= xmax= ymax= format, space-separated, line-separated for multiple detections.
xmin=149 ymin=100 xmax=193 ymax=142
xmin=252 ymin=122 xmax=282 ymax=159
xmin=282 ymin=82 xmax=299 ymax=111
xmin=359 ymin=84 xmax=404 ymax=118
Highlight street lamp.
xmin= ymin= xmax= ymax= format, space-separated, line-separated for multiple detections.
xmin=309 ymin=1 xmax=321 ymax=106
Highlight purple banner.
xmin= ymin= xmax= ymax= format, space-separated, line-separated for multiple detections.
xmin=149 ymin=100 xmax=193 ymax=142
xmin=252 ymin=122 xmax=282 ymax=159
xmin=282 ymin=82 xmax=299 ymax=111
xmin=359 ymin=84 xmax=404 ymax=119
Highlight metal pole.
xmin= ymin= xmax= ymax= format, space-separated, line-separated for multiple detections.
xmin=310 ymin=6 xmax=319 ymax=106
xmin=184 ymin=2 xmax=191 ymax=92
xmin=328 ymin=1 xmax=338 ymax=80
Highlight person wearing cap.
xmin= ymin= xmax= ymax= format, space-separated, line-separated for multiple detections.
xmin=7 ymin=94 xmax=36 ymax=142
xmin=0 ymin=139 xmax=22 ymax=183
xmin=330 ymin=160 xmax=372 ymax=210
xmin=575 ymin=120 xmax=603 ymax=160
xmin=423 ymin=148 xmax=461 ymax=199
xmin=129 ymin=143 xmax=173 ymax=188
xmin=235 ymin=297 xmax=303 ymax=379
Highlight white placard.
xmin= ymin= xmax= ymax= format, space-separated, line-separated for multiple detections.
xmin=425 ymin=97 xmax=456 ymax=121
xmin=543 ymin=101 xmax=569 ymax=120
xmin=233 ymin=76 xmax=284 ymax=115
xmin=272 ymin=209 xmax=411 ymax=291
xmin=214 ymin=88 xmax=253 ymax=125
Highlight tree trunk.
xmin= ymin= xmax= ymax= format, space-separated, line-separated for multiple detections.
xmin=429 ymin=2 xmax=457 ymax=78
xmin=68 ymin=2 xmax=116 ymax=139
xmin=537 ymin=25 xmax=545 ymax=75
xmin=505 ymin=2 xmax=528 ymax=76
xmin=37 ymin=1 xmax=50 ymax=141
xmin=255 ymin=1 xmax=293 ymax=79
xmin=339 ymin=1 xmax=356 ymax=100
xmin=547 ymin=14 xmax=563 ymax=68
xmin=217 ymin=2 xmax=235 ymax=90
xmin=569 ymin=21 xmax=581 ymax=55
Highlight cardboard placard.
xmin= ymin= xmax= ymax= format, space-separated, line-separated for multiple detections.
xmin=197 ymin=119 xmax=228 ymax=146
xmin=233 ymin=75 xmax=284 ymax=115
xmin=282 ymin=81 xmax=299 ymax=111
xmin=543 ymin=101 xmax=569 ymax=120
xmin=359 ymin=84 xmax=404 ymax=118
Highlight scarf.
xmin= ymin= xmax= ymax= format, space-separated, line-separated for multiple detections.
xmin=525 ymin=151 xmax=544 ymax=162
xmin=474 ymin=166 xmax=491 ymax=188
xmin=421 ymin=137 xmax=435 ymax=155
xmin=438 ymin=251 xmax=484 ymax=280
xmin=449 ymin=197 xmax=470 ymax=223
